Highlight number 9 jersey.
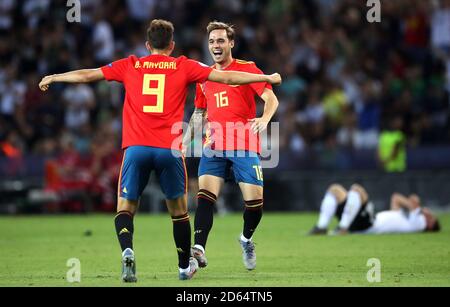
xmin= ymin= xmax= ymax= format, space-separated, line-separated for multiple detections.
xmin=101 ymin=54 xmax=213 ymax=150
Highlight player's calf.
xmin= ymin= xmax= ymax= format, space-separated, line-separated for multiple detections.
xmin=239 ymin=199 xmax=263 ymax=270
xmin=243 ymin=199 xmax=263 ymax=240
xmin=309 ymin=184 xmax=348 ymax=234
xmin=194 ymin=189 xmax=217 ymax=262
xmin=339 ymin=186 xmax=366 ymax=230
xmin=115 ymin=210 xmax=135 ymax=251
xmin=350 ymin=184 xmax=368 ymax=205
xmin=171 ymin=212 xmax=192 ymax=273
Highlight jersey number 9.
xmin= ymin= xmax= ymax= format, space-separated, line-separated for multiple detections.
xmin=142 ymin=74 xmax=165 ymax=113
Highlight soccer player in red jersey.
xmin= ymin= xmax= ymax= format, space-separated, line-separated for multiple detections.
xmin=183 ymin=22 xmax=280 ymax=270
xmin=39 ymin=19 xmax=281 ymax=282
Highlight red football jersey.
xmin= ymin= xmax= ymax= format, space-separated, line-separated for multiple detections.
xmin=101 ymin=54 xmax=213 ymax=150
xmin=194 ymin=59 xmax=272 ymax=153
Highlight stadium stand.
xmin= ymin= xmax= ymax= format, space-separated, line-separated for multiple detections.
xmin=0 ymin=0 xmax=449 ymax=212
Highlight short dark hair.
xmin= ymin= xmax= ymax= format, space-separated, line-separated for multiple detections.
xmin=430 ymin=219 xmax=441 ymax=232
xmin=207 ymin=21 xmax=235 ymax=41
xmin=147 ymin=19 xmax=174 ymax=50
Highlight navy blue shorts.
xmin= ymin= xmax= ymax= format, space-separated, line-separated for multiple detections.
xmin=198 ymin=149 xmax=263 ymax=186
xmin=118 ymin=146 xmax=187 ymax=201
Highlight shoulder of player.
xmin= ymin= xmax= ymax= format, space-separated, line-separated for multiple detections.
xmin=234 ymin=59 xmax=255 ymax=66
xmin=105 ymin=55 xmax=138 ymax=67
xmin=122 ymin=54 xmax=144 ymax=67
xmin=175 ymin=55 xmax=201 ymax=64
xmin=233 ymin=59 xmax=261 ymax=72
xmin=176 ymin=56 xmax=212 ymax=68
xmin=175 ymin=55 xmax=188 ymax=62
xmin=127 ymin=54 xmax=140 ymax=62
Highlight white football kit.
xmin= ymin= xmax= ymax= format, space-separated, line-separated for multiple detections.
xmin=365 ymin=208 xmax=426 ymax=234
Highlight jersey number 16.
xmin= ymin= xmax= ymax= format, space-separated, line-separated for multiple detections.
xmin=214 ymin=91 xmax=229 ymax=108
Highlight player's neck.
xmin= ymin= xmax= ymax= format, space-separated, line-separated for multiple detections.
xmin=151 ymin=50 xmax=171 ymax=56
xmin=215 ymin=57 xmax=234 ymax=70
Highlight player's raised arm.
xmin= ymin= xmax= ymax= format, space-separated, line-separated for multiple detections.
xmin=208 ymin=69 xmax=282 ymax=86
xmin=390 ymin=193 xmax=420 ymax=211
xmin=39 ymin=68 xmax=105 ymax=91
xmin=250 ymin=88 xmax=280 ymax=134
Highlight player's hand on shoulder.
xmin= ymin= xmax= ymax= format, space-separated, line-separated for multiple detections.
xmin=249 ymin=117 xmax=269 ymax=134
xmin=39 ymin=75 xmax=55 ymax=91
xmin=268 ymin=73 xmax=282 ymax=86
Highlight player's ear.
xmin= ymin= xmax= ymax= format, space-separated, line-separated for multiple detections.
xmin=230 ymin=40 xmax=235 ymax=49
xmin=169 ymin=41 xmax=175 ymax=53
xmin=145 ymin=41 xmax=153 ymax=53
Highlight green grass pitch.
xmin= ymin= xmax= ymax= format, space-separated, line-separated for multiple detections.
xmin=0 ymin=213 xmax=449 ymax=286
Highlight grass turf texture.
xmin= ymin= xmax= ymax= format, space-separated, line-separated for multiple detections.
xmin=0 ymin=213 xmax=449 ymax=287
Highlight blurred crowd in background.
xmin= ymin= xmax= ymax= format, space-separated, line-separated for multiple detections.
xmin=1 ymin=0 xmax=450 ymax=210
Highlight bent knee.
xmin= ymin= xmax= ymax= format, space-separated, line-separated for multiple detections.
xmin=199 ymin=175 xmax=223 ymax=196
xmin=240 ymin=183 xmax=263 ymax=201
xmin=391 ymin=193 xmax=401 ymax=202
xmin=350 ymin=184 xmax=368 ymax=204
xmin=197 ymin=189 xmax=218 ymax=203
xmin=327 ymin=184 xmax=347 ymax=203
xmin=245 ymin=199 xmax=264 ymax=211
xmin=117 ymin=197 xmax=139 ymax=214
xmin=166 ymin=195 xmax=188 ymax=217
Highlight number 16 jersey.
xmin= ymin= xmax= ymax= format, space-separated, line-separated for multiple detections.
xmin=194 ymin=59 xmax=272 ymax=154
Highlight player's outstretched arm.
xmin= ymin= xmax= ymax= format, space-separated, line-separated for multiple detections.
xmin=182 ymin=107 xmax=206 ymax=155
xmin=250 ymin=88 xmax=279 ymax=134
xmin=208 ymin=70 xmax=282 ymax=86
xmin=39 ymin=68 xmax=105 ymax=91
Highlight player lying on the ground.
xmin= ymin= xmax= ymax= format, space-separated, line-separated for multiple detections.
xmin=39 ymin=19 xmax=282 ymax=282
xmin=309 ymin=183 xmax=441 ymax=235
